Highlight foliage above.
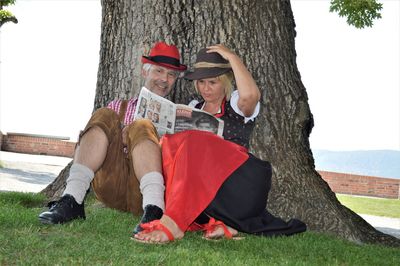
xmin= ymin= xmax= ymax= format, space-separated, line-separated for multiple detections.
xmin=329 ymin=0 xmax=383 ymax=28
xmin=1 ymin=0 xmax=17 ymax=6
xmin=0 ymin=9 xmax=13 ymax=19
xmin=0 ymin=0 xmax=17 ymax=28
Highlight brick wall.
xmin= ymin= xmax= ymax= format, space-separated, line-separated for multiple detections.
xmin=0 ymin=131 xmax=3 ymax=151
xmin=319 ymin=170 xmax=400 ymax=199
xmin=1 ymin=133 xmax=75 ymax=158
xmin=1 ymin=132 xmax=399 ymax=199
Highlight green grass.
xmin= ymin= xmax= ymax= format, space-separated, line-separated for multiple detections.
xmin=337 ymin=194 xmax=400 ymax=218
xmin=0 ymin=192 xmax=399 ymax=265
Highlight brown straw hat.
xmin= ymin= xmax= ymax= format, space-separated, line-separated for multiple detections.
xmin=184 ymin=48 xmax=232 ymax=80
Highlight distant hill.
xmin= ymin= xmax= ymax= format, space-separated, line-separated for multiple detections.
xmin=312 ymin=150 xmax=400 ymax=179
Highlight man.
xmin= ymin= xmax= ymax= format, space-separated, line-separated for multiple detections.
xmin=38 ymin=42 xmax=187 ymax=234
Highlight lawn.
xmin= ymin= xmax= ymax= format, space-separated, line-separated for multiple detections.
xmin=337 ymin=194 xmax=400 ymax=218
xmin=0 ymin=192 xmax=399 ymax=265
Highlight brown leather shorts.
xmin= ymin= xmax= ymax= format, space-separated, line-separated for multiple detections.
xmin=78 ymin=107 xmax=159 ymax=215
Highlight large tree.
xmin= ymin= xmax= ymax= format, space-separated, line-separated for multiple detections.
xmin=42 ymin=0 xmax=399 ymax=247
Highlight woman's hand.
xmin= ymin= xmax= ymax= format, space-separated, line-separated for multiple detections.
xmin=206 ymin=44 xmax=237 ymax=62
xmin=206 ymin=44 xmax=261 ymax=117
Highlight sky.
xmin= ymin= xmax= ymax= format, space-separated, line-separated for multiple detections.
xmin=0 ymin=0 xmax=399 ymax=151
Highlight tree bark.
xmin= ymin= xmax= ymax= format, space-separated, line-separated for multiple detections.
xmin=41 ymin=161 xmax=72 ymax=202
xmin=41 ymin=0 xmax=399 ymax=247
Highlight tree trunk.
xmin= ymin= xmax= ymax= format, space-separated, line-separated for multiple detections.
xmin=41 ymin=0 xmax=399 ymax=247
xmin=41 ymin=161 xmax=72 ymax=202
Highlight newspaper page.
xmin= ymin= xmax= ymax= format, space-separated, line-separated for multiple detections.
xmin=174 ymin=104 xmax=224 ymax=136
xmin=134 ymin=87 xmax=224 ymax=136
xmin=134 ymin=87 xmax=176 ymax=136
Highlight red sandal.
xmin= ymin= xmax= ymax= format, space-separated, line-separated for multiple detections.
xmin=203 ymin=218 xmax=243 ymax=240
xmin=131 ymin=220 xmax=174 ymax=244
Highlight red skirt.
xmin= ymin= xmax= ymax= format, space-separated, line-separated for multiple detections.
xmin=161 ymin=130 xmax=248 ymax=231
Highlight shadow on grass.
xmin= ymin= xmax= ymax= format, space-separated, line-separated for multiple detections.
xmin=0 ymin=191 xmax=46 ymax=208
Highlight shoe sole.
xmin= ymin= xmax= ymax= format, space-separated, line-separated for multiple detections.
xmin=38 ymin=216 xmax=58 ymax=225
xmin=130 ymin=236 xmax=172 ymax=245
xmin=38 ymin=216 xmax=86 ymax=225
xmin=202 ymin=236 xmax=245 ymax=241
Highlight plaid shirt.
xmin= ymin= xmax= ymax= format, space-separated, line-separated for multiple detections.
xmin=107 ymin=98 xmax=138 ymax=126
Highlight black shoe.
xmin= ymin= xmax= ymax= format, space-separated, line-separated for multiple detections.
xmin=132 ymin=205 xmax=163 ymax=234
xmin=38 ymin=194 xmax=85 ymax=224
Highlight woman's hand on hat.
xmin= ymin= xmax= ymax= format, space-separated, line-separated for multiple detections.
xmin=206 ymin=44 xmax=236 ymax=62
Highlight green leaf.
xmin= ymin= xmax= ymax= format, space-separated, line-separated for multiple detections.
xmin=329 ymin=0 xmax=383 ymax=29
xmin=0 ymin=9 xmax=14 ymax=20
xmin=0 ymin=0 xmax=17 ymax=7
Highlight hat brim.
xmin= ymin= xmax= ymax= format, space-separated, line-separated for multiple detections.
xmin=142 ymin=56 xmax=187 ymax=71
xmin=184 ymin=67 xmax=232 ymax=80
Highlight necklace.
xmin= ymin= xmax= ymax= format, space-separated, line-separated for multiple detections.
xmin=201 ymin=99 xmax=225 ymax=117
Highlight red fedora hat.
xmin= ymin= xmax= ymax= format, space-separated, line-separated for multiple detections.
xmin=142 ymin=42 xmax=187 ymax=71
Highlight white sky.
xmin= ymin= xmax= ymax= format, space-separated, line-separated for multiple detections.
xmin=292 ymin=0 xmax=400 ymax=151
xmin=0 ymin=0 xmax=399 ymax=151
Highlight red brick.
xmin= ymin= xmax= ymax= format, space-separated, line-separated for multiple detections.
xmin=319 ymin=170 xmax=399 ymax=199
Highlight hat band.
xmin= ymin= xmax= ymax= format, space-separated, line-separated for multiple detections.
xmin=194 ymin=62 xmax=231 ymax=69
xmin=149 ymin=55 xmax=180 ymax=67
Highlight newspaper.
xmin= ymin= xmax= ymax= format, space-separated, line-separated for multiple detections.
xmin=134 ymin=87 xmax=224 ymax=136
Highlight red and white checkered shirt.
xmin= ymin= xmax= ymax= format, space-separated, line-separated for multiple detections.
xmin=107 ymin=98 xmax=138 ymax=126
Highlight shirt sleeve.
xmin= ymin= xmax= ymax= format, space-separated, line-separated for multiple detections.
xmin=188 ymin=99 xmax=200 ymax=108
xmin=107 ymin=99 xmax=120 ymax=113
xmin=229 ymin=90 xmax=260 ymax=123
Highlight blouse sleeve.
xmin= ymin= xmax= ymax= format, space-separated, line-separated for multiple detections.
xmin=188 ymin=99 xmax=200 ymax=108
xmin=229 ymin=90 xmax=260 ymax=123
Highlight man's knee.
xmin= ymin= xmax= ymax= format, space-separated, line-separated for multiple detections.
xmin=91 ymin=108 xmax=120 ymax=124
xmin=130 ymin=119 xmax=155 ymax=131
xmin=80 ymin=108 xmax=120 ymax=142
xmin=126 ymin=119 xmax=159 ymax=149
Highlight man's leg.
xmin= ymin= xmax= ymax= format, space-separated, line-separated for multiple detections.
xmin=127 ymin=120 xmax=165 ymax=233
xmin=133 ymin=139 xmax=165 ymax=210
xmin=63 ymin=126 xmax=108 ymax=203
xmin=39 ymin=125 xmax=109 ymax=224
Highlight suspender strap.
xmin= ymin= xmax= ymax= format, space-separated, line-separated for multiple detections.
xmin=119 ymin=100 xmax=128 ymax=125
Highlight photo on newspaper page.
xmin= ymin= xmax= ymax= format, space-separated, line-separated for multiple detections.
xmin=174 ymin=105 xmax=224 ymax=136
xmin=134 ymin=87 xmax=224 ymax=137
xmin=134 ymin=87 xmax=177 ymax=136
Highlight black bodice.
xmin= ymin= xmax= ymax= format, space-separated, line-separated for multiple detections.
xmin=195 ymin=101 xmax=255 ymax=148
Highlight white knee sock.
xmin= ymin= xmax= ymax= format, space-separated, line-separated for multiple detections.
xmin=63 ymin=163 xmax=94 ymax=204
xmin=139 ymin=172 xmax=165 ymax=211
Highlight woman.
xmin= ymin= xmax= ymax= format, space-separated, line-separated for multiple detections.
xmin=133 ymin=45 xmax=306 ymax=243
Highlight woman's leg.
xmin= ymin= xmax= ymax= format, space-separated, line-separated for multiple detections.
xmin=133 ymin=215 xmax=184 ymax=243
xmin=133 ymin=130 xmax=249 ymax=243
xmin=162 ymin=130 xmax=249 ymax=231
xmin=205 ymin=155 xmax=306 ymax=236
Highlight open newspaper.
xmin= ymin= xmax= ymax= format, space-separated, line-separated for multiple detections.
xmin=133 ymin=87 xmax=224 ymax=136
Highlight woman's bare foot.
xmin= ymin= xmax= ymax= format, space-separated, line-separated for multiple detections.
xmin=133 ymin=215 xmax=184 ymax=244
xmin=204 ymin=224 xmax=238 ymax=239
